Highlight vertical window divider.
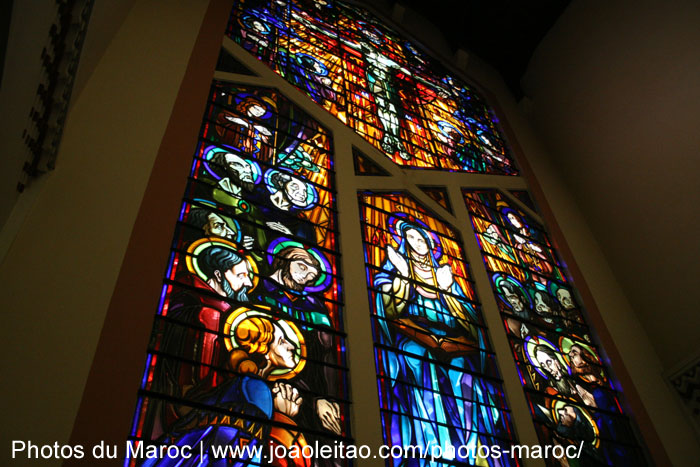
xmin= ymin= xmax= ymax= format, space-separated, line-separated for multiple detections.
xmin=333 ymin=138 xmax=386 ymax=467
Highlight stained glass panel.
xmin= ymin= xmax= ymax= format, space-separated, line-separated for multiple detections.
xmin=508 ymin=190 xmax=537 ymax=213
xmin=227 ymin=0 xmax=518 ymax=174
xmin=353 ymin=147 xmax=390 ymax=176
xmin=419 ymin=186 xmax=453 ymax=213
xmin=128 ymin=82 xmax=349 ymax=467
xmin=463 ymin=189 xmax=647 ymax=466
xmin=123 ymin=1 xmax=653 ymax=464
xmin=359 ymin=191 xmax=519 ymax=466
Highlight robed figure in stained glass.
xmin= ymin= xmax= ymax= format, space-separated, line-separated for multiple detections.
xmin=373 ymin=216 xmax=498 ymax=465
xmin=143 ymin=309 xmax=310 ymax=467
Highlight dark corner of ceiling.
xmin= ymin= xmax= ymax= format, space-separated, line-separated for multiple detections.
xmin=0 ymin=0 xmax=14 ymax=89
xmin=398 ymin=0 xmax=570 ymax=101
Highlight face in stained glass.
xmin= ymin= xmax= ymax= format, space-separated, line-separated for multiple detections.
xmin=128 ymin=82 xmax=349 ymax=467
xmin=359 ymin=191 xmax=519 ymax=466
xmin=122 ymin=0 xmax=651 ymax=464
xmin=228 ymin=0 xmax=518 ymax=174
xmin=463 ymin=189 xmax=648 ymax=466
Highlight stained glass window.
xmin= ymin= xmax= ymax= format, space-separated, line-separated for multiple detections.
xmin=124 ymin=2 xmax=652 ymax=465
xmin=418 ymin=186 xmax=453 ymax=213
xmin=128 ymin=82 xmax=349 ymax=466
xmin=359 ymin=192 xmax=518 ymax=466
xmin=463 ymin=189 xmax=647 ymax=465
xmin=226 ymin=0 xmax=518 ymax=174
xmin=353 ymin=146 xmax=390 ymax=176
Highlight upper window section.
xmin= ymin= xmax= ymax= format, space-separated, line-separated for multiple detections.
xmin=227 ymin=0 xmax=519 ymax=174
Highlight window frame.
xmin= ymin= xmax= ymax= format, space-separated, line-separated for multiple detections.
xmin=66 ymin=1 xmax=669 ymax=465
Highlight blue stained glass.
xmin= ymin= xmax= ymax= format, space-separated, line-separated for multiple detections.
xmin=360 ymin=192 xmax=517 ymax=466
xmin=463 ymin=189 xmax=648 ymax=466
xmin=228 ymin=0 xmax=518 ymax=174
xmin=128 ymin=82 xmax=349 ymax=467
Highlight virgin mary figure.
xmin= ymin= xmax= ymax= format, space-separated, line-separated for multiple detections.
xmin=374 ymin=216 xmax=503 ymax=465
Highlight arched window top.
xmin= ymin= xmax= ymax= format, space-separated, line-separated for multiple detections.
xmin=123 ymin=2 xmax=651 ymax=465
xmin=227 ymin=0 xmax=518 ymax=174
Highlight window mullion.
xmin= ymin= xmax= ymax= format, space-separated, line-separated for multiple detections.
xmin=333 ymin=132 xmax=386 ymax=467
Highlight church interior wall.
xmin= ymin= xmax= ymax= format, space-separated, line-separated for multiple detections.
xmin=0 ymin=0 xmax=697 ymax=465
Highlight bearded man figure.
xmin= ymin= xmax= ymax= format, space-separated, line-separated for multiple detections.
xmin=569 ymin=344 xmax=606 ymax=386
xmin=258 ymin=244 xmax=344 ymax=456
xmin=207 ymin=149 xmax=297 ymax=247
xmin=153 ymin=244 xmax=255 ymax=434
xmin=534 ymin=344 xmax=596 ymax=409
xmin=210 ymin=150 xmax=258 ymax=206
xmin=261 ymin=245 xmax=329 ymax=327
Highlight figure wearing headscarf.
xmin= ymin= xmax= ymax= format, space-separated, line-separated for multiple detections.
xmin=374 ymin=221 xmax=499 ymax=464
xmin=502 ymin=209 xmax=553 ymax=284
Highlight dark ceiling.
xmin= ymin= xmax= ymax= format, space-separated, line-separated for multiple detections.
xmin=0 ymin=1 xmax=14 ymax=89
xmin=400 ymin=0 xmax=571 ymax=99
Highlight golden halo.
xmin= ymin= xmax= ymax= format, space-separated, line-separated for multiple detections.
xmin=223 ymin=306 xmax=306 ymax=381
xmin=551 ymin=400 xmax=600 ymax=448
xmin=525 ymin=336 xmax=569 ymax=377
xmin=559 ymin=337 xmax=601 ymax=367
xmin=186 ymin=237 xmax=259 ymax=291
xmin=261 ymin=96 xmax=277 ymax=110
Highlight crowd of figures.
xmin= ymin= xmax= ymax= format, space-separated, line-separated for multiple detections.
xmin=229 ymin=0 xmax=518 ymax=174
xmin=465 ymin=190 xmax=647 ymax=466
xmin=123 ymin=1 xmax=650 ymax=464
xmin=130 ymin=83 xmax=348 ymax=467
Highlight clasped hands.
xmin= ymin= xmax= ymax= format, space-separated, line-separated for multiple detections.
xmin=272 ymin=383 xmax=342 ymax=435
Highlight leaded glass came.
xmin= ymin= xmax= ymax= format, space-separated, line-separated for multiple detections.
xmin=128 ymin=83 xmax=349 ymax=467
xmin=463 ymin=190 xmax=647 ymax=466
xmin=359 ymin=191 xmax=519 ymax=466
xmin=227 ymin=0 xmax=518 ymax=174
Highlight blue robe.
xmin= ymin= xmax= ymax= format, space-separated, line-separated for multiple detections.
xmin=374 ymin=229 xmax=505 ymax=465
xmin=139 ymin=377 xmax=272 ymax=467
